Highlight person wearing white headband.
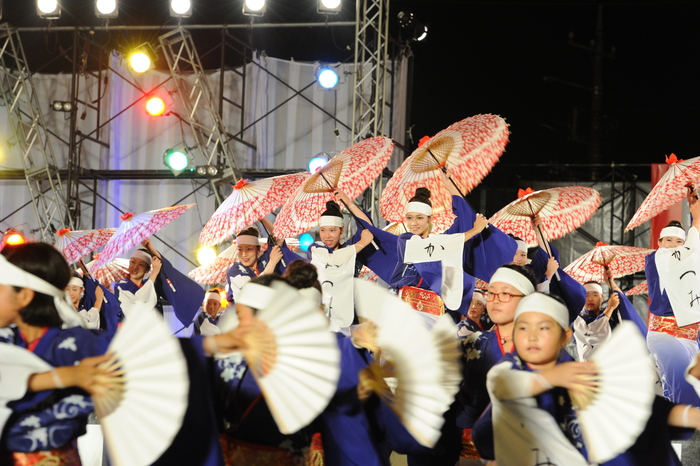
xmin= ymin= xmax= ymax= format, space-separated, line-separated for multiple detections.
xmin=65 ymin=275 xmax=103 ymax=330
xmin=308 ymin=193 xmax=374 ymax=330
xmin=0 ymin=242 xmax=121 ymax=460
xmin=225 ymin=216 xmax=305 ymax=304
xmin=472 ymin=292 xmax=598 ymax=465
xmin=646 ymin=201 xmax=700 ymax=406
xmin=457 ymin=289 xmax=492 ymax=335
xmin=456 ymin=265 xmax=537 ymax=459
xmin=193 ymin=289 xmax=225 ymax=336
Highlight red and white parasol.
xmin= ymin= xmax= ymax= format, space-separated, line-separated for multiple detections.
xmin=54 ymin=228 xmax=116 ymax=265
xmin=274 ymin=137 xmax=394 ymax=238
xmin=489 ymin=186 xmax=601 ymax=246
xmin=199 ymin=173 xmax=308 ymax=246
xmin=188 ymin=243 xmax=239 ymax=285
xmin=563 ymin=242 xmax=655 ymax=285
xmin=92 ymin=204 xmax=194 ymax=270
xmin=625 ymin=281 xmax=648 ymax=296
xmin=626 ymin=154 xmax=700 ymax=230
xmin=81 ymin=257 xmax=130 ymax=287
xmin=380 ymin=114 xmax=509 ymax=233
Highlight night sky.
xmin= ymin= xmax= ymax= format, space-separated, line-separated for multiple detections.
xmin=3 ymin=0 xmax=698 ymax=186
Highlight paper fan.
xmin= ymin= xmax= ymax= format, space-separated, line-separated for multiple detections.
xmin=353 ymin=278 xmax=455 ymax=447
xmin=92 ymin=204 xmax=194 ymax=270
xmin=94 ymin=307 xmax=189 ymax=466
xmin=199 ymin=173 xmax=308 ymax=246
xmin=54 ymin=228 xmax=116 ymax=265
xmin=241 ymin=283 xmax=340 ymax=434
xmin=568 ymin=322 xmax=655 ymax=463
xmin=429 ymin=314 xmax=462 ymax=399
xmin=82 ymin=257 xmax=130 ymax=287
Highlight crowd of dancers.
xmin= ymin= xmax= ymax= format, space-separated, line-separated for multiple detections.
xmin=4 ymin=166 xmax=700 ymax=466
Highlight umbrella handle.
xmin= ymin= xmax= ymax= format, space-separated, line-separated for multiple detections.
xmin=78 ymin=259 xmax=93 ymax=281
xmin=535 ymin=223 xmax=560 ymax=281
xmin=336 ymin=197 xmax=381 ymax=252
xmin=261 ymin=223 xmax=287 ymax=268
xmin=426 ymin=149 xmax=476 ymax=210
xmin=603 ymin=265 xmax=613 ymax=290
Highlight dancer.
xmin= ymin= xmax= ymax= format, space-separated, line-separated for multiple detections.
xmin=193 ymin=289 xmax=225 ymax=336
xmin=65 ymin=275 xmax=103 ymax=330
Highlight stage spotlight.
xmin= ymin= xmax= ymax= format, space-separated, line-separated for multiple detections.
xmin=196 ymin=246 xmax=217 ymax=266
xmin=243 ymin=0 xmax=266 ymax=17
xmin=1 ymin=228 xmax=27 ymax=250
xmin=37 ymin=0 xmax=60 ymax=19
xmin=298 ymin=233 xmax=314 ymax=252
xmin=318 ymin=0 xmax=341 ymax=15
xmin=398 ymin=11 xmax=428 ymax=42
xmin=163 ymin=147 xmax=192 ymax=176
xmin=317 ymin=67 xmax=339 ymax=89
xmin=95 ymin=0 xmax=117 ymax=18
xmin=308 ymin=153 xmax=330 ymax=173
xmin=195 ymin=165 xmax=219 ymax=176
xmin=416 ymin=24 xmax=428 ymax=41
xmin=51 ymin=101 xmax=73 ymax=112
xmin=145 ymin=96 xmax=167 ymax=116
xmin=170 ymin=0 xmax=192 ymax=18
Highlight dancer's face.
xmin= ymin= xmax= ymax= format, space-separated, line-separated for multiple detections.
xmin=237 ymin=245 xmax=259 ymax=268
xmin=405 ymin=212 xmax=430 ymax=237
xmin=319 ymin=226 xmax=343 ymax=249
xmin=128 ymin=257 xmax=150 ymax=281
xmin=658 ymin=236 xmax=684 ymax=249
xmin=514 ymin=311 xmax=570 ymax=370
xmin=486 ymin=282 xmax=525 ymax=325
xmin=66 ymin=284 xmax=83 ymax=306
xmin=511 ymin=249 xmax=528 ymax=266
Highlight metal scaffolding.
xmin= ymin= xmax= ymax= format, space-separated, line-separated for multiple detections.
xmin=0 ymin=23 xmax=73 ymax=241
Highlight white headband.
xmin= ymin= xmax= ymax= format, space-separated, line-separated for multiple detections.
xmin=204 ymin=292 xmax=221 ymax=304
xmin=584 ymin=283 xmax=604 ymax=295
xmin=472 ymin=290 xmax=486 ymax=305
xmin=405 ymin=201 xmax=432 ymax=217
xmin=0 ymin=254 xmax=85 ymax=328
xmin=515 ymin=292 xmax=569 ymax=330
xmin=67 ymin=277 xmax=84 ymax=288
xmin=131 ymin=250 xmax=152 ymax=266
xmin=319 ymin=215 xmax=344 ymax=227
xmin=237 ymin=282 xmax=276 ymax=310
xmin=659 ymin=226 xmax=686 ymax=241
xmin=489 ymin=267 xmax=535 ymax=295
xmin=236 ymin=235 xmax=260 ymax=246
xmin=515 ymin=240 xmax=528 ymax=253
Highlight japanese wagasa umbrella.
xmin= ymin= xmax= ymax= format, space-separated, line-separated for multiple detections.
xmin=54 ymin=227 xmax=116 ymax=265
xmin=83 ymin=257 xmax=130 ymax=287
xmin=380 ymin=114 xmax=509 ymax=233
xmin=568 ymin=322 xmax=655 ymax=463
xmin=563 ymin=242 xmax=655 ymax=285
xmin=274 ymin=137 xmax=394 ymax=238
xmin=489 ymin=186 xmax=601 ymax=247
xmin=353 ymin=279 xmax=459 ymax=448
xmin=626 ymin=154 xmax=700 ymax=230
xmin=188 ymin=243 xmax=239 ymax=285
xmin=625 ymin=281 xmax=648 ymax=297
xmin=94 ymin=305 xmax=189 ymax=466
xmin=92 ymin=204 xmax=194 ymax=270
xmin=199 ymin=173 xmax=308 ymax=246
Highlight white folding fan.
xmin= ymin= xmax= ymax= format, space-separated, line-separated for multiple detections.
xmin=568 ymin=322 xmax=655 ymax=463
xmin=0 ymin=343 xmax=53 ymax=433
xmin=353 ymin=279 xmax=457 ymax=448
xmin=241 ymin=282 xmax=341 ymax=435
xmin=93 ymin=307 xmax=189 ymax=466
xmin=430 ymin=314 xmax=463 ymax=400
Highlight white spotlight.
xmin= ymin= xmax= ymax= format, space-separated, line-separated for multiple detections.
xmin=170 ymin=0 xmax=192 ymax=18
xmin=37 ymin=0 xmax=60 ymax=19
xmin=317 ymin=67 xmax=339 ymax=89
xmin=318 ymin=0 xmax=342 ymax=15
xmin=243 ymin=0 xmax=266 ymax=17
xmin=95 ymin=0 xmax=118 ymax=18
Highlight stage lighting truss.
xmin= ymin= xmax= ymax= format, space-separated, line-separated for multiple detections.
xmin=318 ymin=0 xmax=342 ymax=15
xmin=170 ymin=0 xmax=192 ymax=18
xmin=242 ymin=0 xmax=266 ymax=17
xmin=95 ymin=0 xmax=118 ymax=18
xmin=315 ymin=63 xmax=344 ymax=90
xmin=37 ymin=0 xmax=61 ymax=19
xmin=51 ymin=100 xmax=73 ymax=112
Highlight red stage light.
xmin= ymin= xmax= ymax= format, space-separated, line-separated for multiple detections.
xmin=145 ymin=96 xmax=166 ymax=116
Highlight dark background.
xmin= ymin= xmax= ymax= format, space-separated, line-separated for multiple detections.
xmin=2 ymin=0 xmax=697 ymax=187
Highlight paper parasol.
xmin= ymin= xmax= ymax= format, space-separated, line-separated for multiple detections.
xmin=241 ymin=282 xmax=340 ymax=434
xmin=54 ymin=228 xmax=116 ymax=265
xmin=92 ymin=204 xmax=194 ymax=270
xmin=380 ymin=114 xmax=509 ymax=232
xmin=274 ymin=137 xmax=394 ymax=238
xmin=81 ymin=257 xmax=130 ymax=287
xmin=489 ymin=186 xmax=601 ymax=246
xmin=568 ymin=322 xmax=655 ymax=463
xmin=188 ymin=243 xmax=238 ymax=285
xmin=353 ymin=279 xmax=456 ymax=447
xmin=199 ymin=173 xmax=308 ymax=246
xmin=563 ymin=242 xmax=655 ymax=285
xmin=625 ymin=281 xmax=648 ymax=296
xmin=626 ymin=154 xmax=700 ymax=230
xmin=93 ymin=307 xmax=189 ymax=466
